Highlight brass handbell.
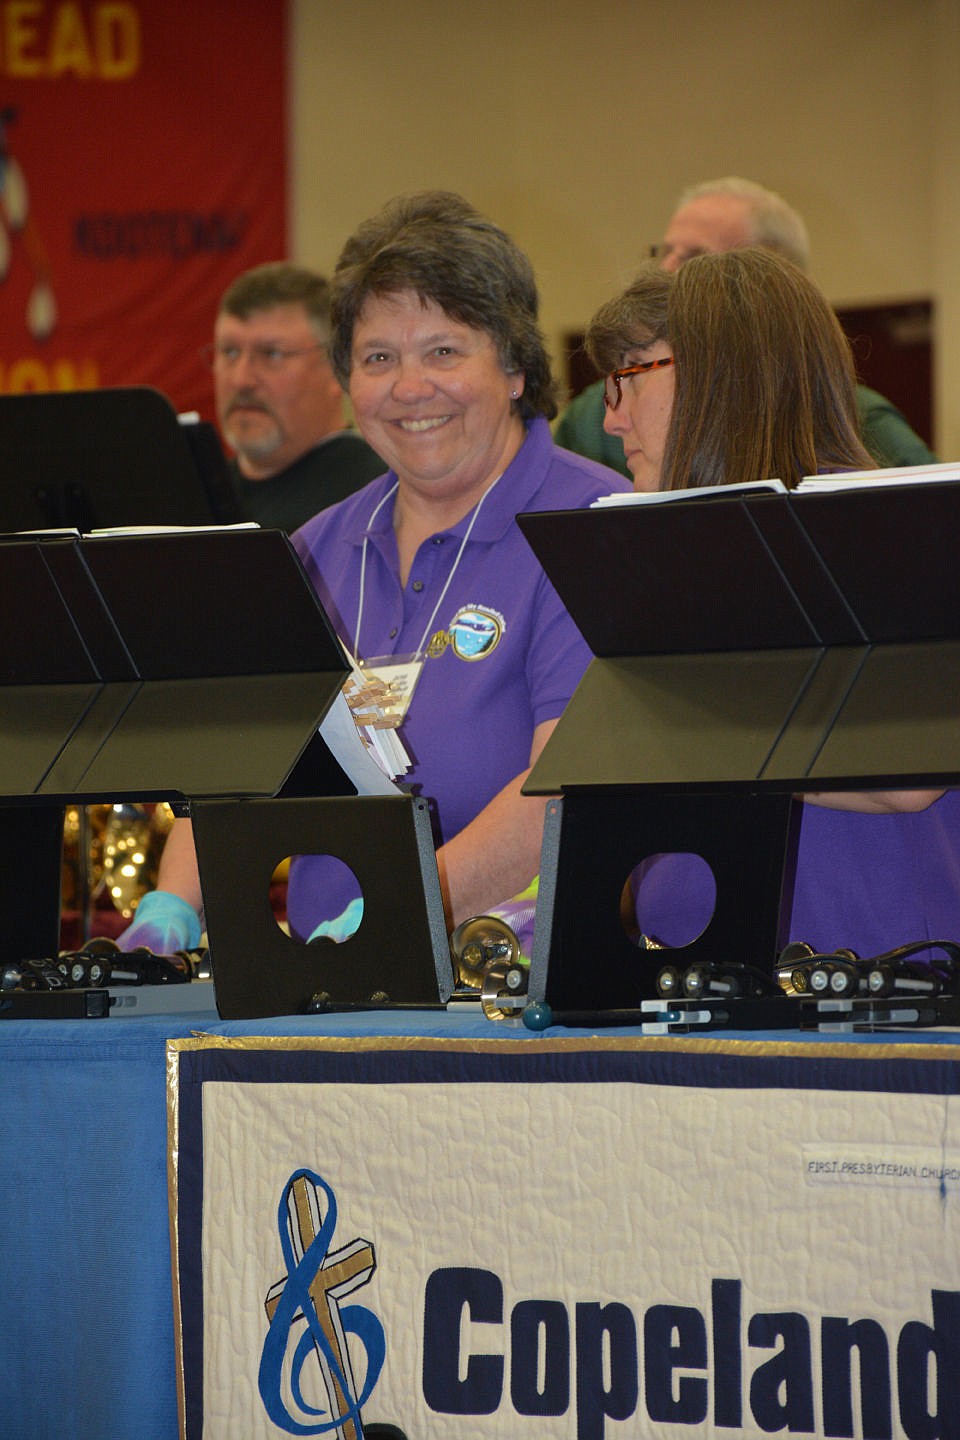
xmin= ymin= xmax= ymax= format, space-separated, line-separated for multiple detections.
xmin=479 ymin=954 xmax=528 ymax=1022
xmin=449 ymin=914 xmax=528 ymax=1021
xmin=449 ymin=914 xmax=521 ymax=991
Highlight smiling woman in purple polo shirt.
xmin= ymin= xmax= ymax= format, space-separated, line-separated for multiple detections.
xmin=119 ymin=192 xmax=628 ymax=953
xmin=285 ymin=192 xmax=630 ymax=940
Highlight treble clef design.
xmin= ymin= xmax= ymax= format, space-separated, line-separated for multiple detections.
xmin=259 ymin=1169 xmax=385 ymax=1436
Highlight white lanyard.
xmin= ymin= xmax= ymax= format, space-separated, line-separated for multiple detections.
xmin=353 ymin=481 xmax=398 ymax=665
xmin=352 ymin=471 xmax=504 ymax=665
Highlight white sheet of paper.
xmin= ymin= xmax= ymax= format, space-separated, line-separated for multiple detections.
xmin=795 ymin=461 xmax=960 ymax=493
xmin=590 ymin=478 xmax=787 ymax=507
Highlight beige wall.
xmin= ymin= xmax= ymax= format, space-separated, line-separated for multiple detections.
xmin=291 ymin=0 xmax=958 ymax=456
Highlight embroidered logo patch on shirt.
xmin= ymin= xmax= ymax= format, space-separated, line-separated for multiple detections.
xmin=447 ymin=605 xmax=504 ymax=660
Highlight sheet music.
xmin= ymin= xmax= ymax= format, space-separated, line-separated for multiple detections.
xmin=591 ymin=478 xmax=787 ymax=507
xmin=795 ymin=461 xmax=960 ymax=493
xmin=86 ymin=522 xmax=260 ymax=535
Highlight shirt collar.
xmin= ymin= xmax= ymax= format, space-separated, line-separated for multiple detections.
xmin=352 ymin=417 xmax=551 ymax=547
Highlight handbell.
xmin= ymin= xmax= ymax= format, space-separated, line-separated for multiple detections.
xmin=480 ymin=955 xmax=528 ymax=1023
xmin=449 ymin=914 xmax=521 ymax=991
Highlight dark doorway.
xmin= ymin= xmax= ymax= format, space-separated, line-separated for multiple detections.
xmin=834 ymin=300 xmax=934 ymax=450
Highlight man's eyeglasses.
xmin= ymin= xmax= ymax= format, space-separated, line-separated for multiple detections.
xmin=649 ymin=242 xmax=707 ymax=266
xmin=201 ymin=341 xmax=325 ymax=373
xmin=603 ymin=356 xmax=674 ymax=410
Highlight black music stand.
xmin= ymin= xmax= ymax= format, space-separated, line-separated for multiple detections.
xmin=0 ymin=528 xmax=453 ymax=1017
xmin=0 ymin=386 xmax=237 ymax=531
xmin=518 ymin=480 xmax=960 ymax=1014
xmin=191 ymin=795 xmax=452 ymax=1020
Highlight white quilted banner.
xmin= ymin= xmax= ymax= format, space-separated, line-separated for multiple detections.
xmin=169 ymin=1036 xmax=960 ymax=1439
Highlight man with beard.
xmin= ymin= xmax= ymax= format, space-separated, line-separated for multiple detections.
xmin=210 ymin=261 xmax=384 ymax=532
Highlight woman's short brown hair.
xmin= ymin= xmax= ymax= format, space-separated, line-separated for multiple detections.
xmin=330 ymin=190 xmax=558 ymax=420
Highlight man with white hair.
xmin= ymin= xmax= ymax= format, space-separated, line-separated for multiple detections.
xmin=555 ymin=176 xmax=937 ymax=476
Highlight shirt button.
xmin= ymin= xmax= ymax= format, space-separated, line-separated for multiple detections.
xmin=412 ymin=580 xmax=424 ymax=592
xmin=389 ymin=627 xmax=398 ymax=638
xmin=432 ymin=536 xmax=443 ymax=545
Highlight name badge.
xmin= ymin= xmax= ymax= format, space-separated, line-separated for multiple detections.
xmin=346 ymin=654 xmax=422 ymax=728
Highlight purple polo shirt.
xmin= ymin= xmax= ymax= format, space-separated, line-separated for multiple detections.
xmin=633 ymin=789 xmax=960 ymax=961
xmin=287 ymin=417 xmax=629 ymax=939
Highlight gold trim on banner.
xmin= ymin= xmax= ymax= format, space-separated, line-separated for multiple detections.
xmin=165 ymin=1025 xmax=960 ymax=1437
xmin=165 ymin=1030 xmax=960 ymax=1062
xmin=166 ymin=1036 xmax=189 ymax=1439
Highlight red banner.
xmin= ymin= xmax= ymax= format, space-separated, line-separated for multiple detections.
xmin=0 ymin=0 xmax=287 ymax=421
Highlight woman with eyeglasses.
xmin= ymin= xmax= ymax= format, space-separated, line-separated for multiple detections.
xmin=589 ymin=246 xmax=875 ymax=492
xmin=584 ymin=247 xmax=957 ymax=962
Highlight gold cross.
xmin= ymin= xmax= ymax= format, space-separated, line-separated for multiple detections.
xmin=265 ymin=1175 xmax=376 ymax=1440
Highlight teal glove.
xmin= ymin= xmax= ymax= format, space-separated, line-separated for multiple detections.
xmin=306 ymin=897 xmax=364 ymax=945
xmin=117 ymin=890 xmax=202 ymax=954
